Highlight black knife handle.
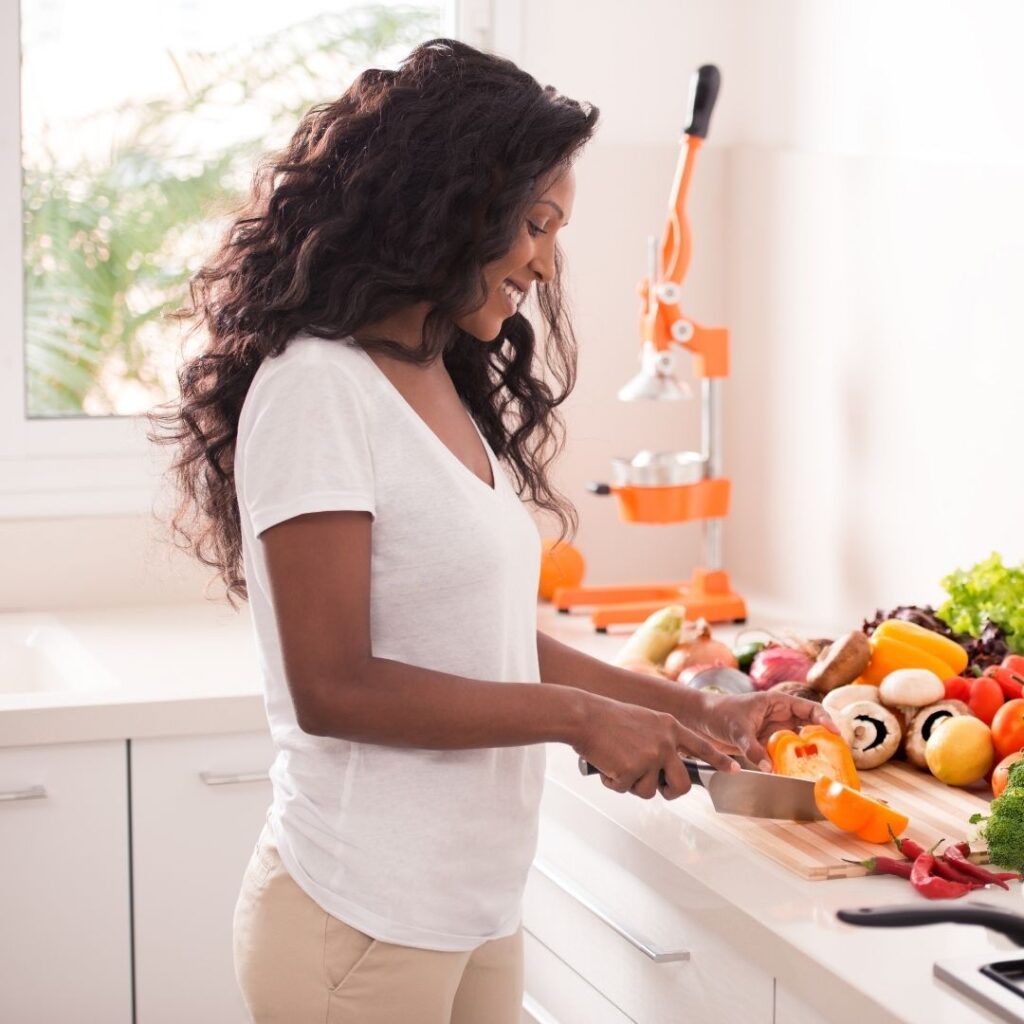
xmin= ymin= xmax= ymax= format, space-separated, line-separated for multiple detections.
xmin=837 ymin=903 xmax=1024 ymax=947
xmin=577 ymin=755 xmax=708 ymax=790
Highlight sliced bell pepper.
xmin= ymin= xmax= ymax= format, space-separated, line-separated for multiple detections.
xmin=767 ymin=725 xmax=860 ymax=789
xmin=862 ymin=619 xmax=969 ymax=686
xmin=813 ymin=778 xmax=909 ymax=844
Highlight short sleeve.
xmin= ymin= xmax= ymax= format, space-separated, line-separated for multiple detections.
xmin=239 ymin=354 xmax=376 ymax=539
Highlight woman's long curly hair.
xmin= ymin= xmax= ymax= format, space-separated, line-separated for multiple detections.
xmin=147 ymin=37 xmax=599 ymax=608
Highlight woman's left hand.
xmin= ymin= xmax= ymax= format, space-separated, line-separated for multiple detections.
xmin=690 ymin=690 xmax=840 ymax=773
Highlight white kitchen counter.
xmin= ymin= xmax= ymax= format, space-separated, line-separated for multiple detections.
xmin=1 ymin=599 xmax=1020 ymax=1023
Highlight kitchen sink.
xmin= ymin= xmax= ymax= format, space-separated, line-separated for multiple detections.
xmin=0 ymin=617 xmax=118 ymax=695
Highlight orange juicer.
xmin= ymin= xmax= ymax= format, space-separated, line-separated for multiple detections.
xmin=554 ymin=65 xmax=747 ymax=632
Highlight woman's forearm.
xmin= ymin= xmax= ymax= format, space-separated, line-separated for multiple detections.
xmin=536 ymin=628 xmax=709 ymax=721
xmin=300 ymin=655 xmax=592 ymax=749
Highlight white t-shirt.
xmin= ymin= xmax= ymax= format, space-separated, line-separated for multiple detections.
xmin=234 ymin=332 xmax=546 ymax=951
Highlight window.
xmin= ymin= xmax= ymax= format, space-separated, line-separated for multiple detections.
xmin=1 ymin=0 xmax=507 ymax=517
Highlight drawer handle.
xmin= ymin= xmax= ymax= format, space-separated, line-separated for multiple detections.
xmin=0 ymin=784 xmax=47 ymax=803
xmin=533 ymin=857 xmax=690 ymax=963
xmin=198 ymin=770 xmax=270 ymax=786
xmin=522 ymin=992 xmax=562 ymax=1024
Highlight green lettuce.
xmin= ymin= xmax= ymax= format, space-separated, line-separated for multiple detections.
xmin=938 ymin=552 xmax=1024 ymax=654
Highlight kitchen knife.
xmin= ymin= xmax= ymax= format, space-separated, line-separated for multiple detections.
xmin=578 ymin=755 xmax=824 ymax=821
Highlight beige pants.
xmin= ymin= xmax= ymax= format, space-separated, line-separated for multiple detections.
xmin=232 ymin=823 xmax=524 ymax=1024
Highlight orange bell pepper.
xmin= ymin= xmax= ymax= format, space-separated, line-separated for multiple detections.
xmin=862 ymin=619 xmax=968 ymax=686
xmin=767 ymin=726 xmax=860 ymax=789
xmin=813 ymin=778 xmax=909 ymax=844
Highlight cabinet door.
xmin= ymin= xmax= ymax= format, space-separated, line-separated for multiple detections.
xmin=131 ymin=730 xmax=275 ymax=1024
xmin=0 ymin=740 xmax=132 ymax=1024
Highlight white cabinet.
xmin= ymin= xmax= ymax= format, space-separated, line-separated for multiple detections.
xmin=0 ymin=740 xmax=132 ymax=1024
xmin=130 ymin=730 xmax=276 ymax=1024
xmin=524 ymin=778 xmax=775 ymax=1024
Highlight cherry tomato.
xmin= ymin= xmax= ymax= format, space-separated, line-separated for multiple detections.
xmin=1003 ymin=655 xmax=1024 ymax=676
xmin=991 ymin=698 xmax=1024 ymax=761
xmin=968 ymin=676 xmax=1005 ymax=725
xmin=992 ymin=750 xmax=1024 ymax=798
xmin=944 ymin=676 xmax=973 ymax=702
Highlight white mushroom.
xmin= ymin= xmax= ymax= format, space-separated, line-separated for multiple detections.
xmin=822 ymin=684 xmax=882 ymax=717
xmin=905 ymin=699 xmax=972 ymax=770
xmin=879 ymin=669 xmax=945 ymax=710
xmin=837 ymin=700 xmax=902 ymax=769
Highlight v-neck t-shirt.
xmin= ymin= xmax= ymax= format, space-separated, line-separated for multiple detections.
xmin=234 ymin=331 xmax=545 ymax=951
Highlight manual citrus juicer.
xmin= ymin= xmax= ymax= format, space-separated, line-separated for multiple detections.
xmin=553 ymin=64 xmax=747 ymax=632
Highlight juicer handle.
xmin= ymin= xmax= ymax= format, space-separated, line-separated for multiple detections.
xmin=586 ymin=482 xmax=611 ymax=495
xmin=684 ymin=65 xmax=721 ymax=139
xmin=837 ymin=903 xmax=1024 ymax=947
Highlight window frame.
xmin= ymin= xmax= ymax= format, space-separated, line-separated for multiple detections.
xmin=0 ymin=0 xmax=519 ymax=519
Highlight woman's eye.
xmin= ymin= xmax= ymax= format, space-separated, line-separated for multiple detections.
xmin=526 ymin=220 xmax=547 ymax=237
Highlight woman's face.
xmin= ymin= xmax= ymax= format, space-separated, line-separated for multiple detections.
xmin=456 ymin=166 xmax=576 ymax=342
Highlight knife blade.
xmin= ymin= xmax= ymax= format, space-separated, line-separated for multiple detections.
xmin=578 ymin=755 xmax=824 ymax=821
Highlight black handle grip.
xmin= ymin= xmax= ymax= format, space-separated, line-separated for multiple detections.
xmin=585 ymin=482 xmax=611 ymax=496
xmin=684 ymin=64 xmax=721 ymax=139
xmin=837 ymin=903 xmax=1024 ymax=947
xmin=578 ymin=755 xmax=708 ymax=791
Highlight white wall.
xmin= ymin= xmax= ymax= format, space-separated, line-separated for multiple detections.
xmin=5 ymin=0 xmax=1023 ymax=627
xmin=526 ymin=0 xmax=1024 ymax=627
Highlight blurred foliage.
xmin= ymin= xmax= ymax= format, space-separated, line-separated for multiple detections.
xmin=22 ymin=4 xmax=441 ymax=416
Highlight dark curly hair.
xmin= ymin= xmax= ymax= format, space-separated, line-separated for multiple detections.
xmin=147 ymin=37 xmax=599 ymax=607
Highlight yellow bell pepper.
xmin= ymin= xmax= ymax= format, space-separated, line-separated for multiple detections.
xmin=862 ymin=619 xmax=968 ymax=686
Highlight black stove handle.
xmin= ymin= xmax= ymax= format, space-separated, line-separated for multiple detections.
xmin=838 ymin=903 xmax=1024 ymax=947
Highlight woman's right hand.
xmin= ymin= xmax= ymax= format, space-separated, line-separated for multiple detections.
xmin=572 ymin=693 xmax=740 ymax=800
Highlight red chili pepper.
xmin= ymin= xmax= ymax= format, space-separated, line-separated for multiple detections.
xmin=932 ymin=856 xmax=988 ymax=888
xmin=910 ymin=853 xmax=972 ymax=900
xmin=889 ymin=830 xmax=938 ymax=861
xmin=843 ymin=856 xmax=913 ymax=879
xmin=953 ymin=841 xmax=971 ymax=858
xmin=944 ymin=846 xmax=1011 ymax=889
xmin=984 ymin=665 xmax=1024 ymax=701
xmin=990 ymin=871 xmax=1024 ymax=882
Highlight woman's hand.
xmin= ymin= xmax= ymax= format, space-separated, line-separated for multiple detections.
xmin=572 ymin=692 xmax=741 ymax=801
xmin=689 ymin=690 xmax=839 ymax=773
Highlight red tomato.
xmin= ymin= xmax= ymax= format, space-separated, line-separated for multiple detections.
xmin=944 ymin=676 xmax=973 ymax=702
xmin=992 ymin=750 xmax=1024 ymax=798
xmin=1003 ymin=654 xmax=1024 ymax=676
xmin=968 ymin=676 xmax=1005 ymax=725
xmin=991 ymin=698 xmax=1024 ymax=760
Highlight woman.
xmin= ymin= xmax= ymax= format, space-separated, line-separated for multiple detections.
xmin=150 ymin=37 xmax=834 ymax=1024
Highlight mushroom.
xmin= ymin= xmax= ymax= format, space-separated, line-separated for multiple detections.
xmin=878 ymin=669 xmax=945 ymax=710
xmin=807 ymin=631 xmax=872 ymax=693
xmin=822 ymin=683 xmax=881 ymax=717
xmin=905 ymin=699 xmax=973 ymax=770
xmin=837 ymin=700 xmax=902 ymax=769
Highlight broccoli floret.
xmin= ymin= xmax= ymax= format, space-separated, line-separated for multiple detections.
xmin=1006 ymin=759 xmax=1024 ymax=793
xmin=976 ymin=789 xmax=1024 ymax=871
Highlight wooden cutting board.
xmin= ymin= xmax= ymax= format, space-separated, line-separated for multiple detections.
xmin=705 ymin=761 xmax=995 ymax=880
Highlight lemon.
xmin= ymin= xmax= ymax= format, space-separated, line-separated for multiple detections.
xmin=925 ymin=715 xmax=994 ymax=786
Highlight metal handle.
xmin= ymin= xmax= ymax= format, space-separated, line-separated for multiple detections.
xmin=198 ymin=770 xmax=270 ymax=786
xmin=533 ymin=857 xmax=689 ymax=963
xmin=0 ymin=784 xmax=47 ymax=803
xmin=521 ymin=993 xmax=561 ymax=1024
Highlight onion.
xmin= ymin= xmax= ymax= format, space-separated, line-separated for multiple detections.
xmin=749 ymin=645 xmax=814 ymax=691
xmin=662 ymin=619 xmax=737 ymax=680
